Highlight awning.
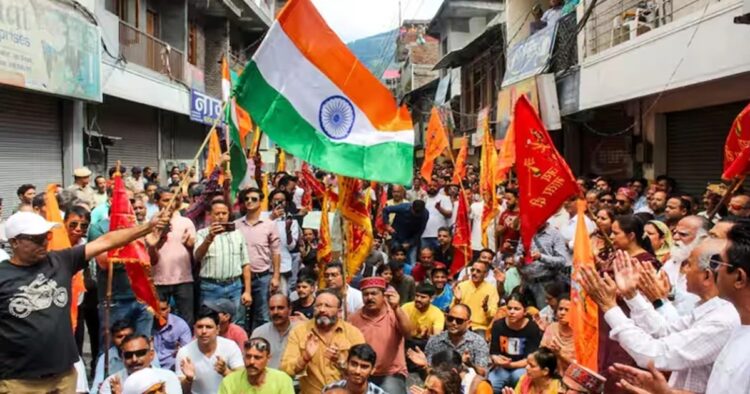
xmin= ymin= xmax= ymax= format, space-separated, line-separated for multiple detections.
xmin=401 ymin=77 xmax=439 ymax=105
xmin=433 ymin=17 xmax=504 ymax=70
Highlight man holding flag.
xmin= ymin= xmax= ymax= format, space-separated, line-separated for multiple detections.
xmin=0 ymin=211 xmax=168 ymax=392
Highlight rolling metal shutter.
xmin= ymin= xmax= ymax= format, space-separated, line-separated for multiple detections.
xmin=0 ymin=88 xmax=62 ymax=218
xmin=666 ymin=101 xmax=747 ymax=196
xmin=97 ymin=97 xmax=159 ymax=172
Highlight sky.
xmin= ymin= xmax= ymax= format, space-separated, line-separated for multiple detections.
xmin=311 ymin=0 xmax=444 ymax=43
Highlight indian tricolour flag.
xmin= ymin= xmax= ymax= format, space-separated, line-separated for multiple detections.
xmin=234 ymin=0 xmax=414 ymax=185
xmin=222 ymin=56 xmax=253 ymax=195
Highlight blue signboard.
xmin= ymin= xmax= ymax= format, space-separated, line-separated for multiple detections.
xmin=502 ymin=24 xmax=557 ymax=88
xmin=190 ymin=89 xmax=223 ymax=125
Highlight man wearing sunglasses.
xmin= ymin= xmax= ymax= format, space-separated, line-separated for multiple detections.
xmin=407 ymin=304 xmax=490 ymax=377
xmin=0 ymin=210 xmax=169 ymax=393
xmin=99 ymin=334 xmax=181 ymax=394
xmin=218 ymin=337 xmax=293 ymax=393
xmin=727 ymin=194 xmax=750 ymax=218
xmin=579 ymin=240 xmax=739 ymax=393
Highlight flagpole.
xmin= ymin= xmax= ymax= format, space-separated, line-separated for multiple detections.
xmin=104 ymin=160 xmax=124 ymax=378
xmin=708 ymin=176 xmax=745 ymax=221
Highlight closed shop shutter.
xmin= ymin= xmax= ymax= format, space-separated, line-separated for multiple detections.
xmin=97 ymin=97 xmax=159 ymax=172
xmin=666 ymin=101 xmax=747 ymax=196
xmin=0 ymin=88 xmax=62 ymax=218
xmin=173 ymin=114 xmax=208 ymax=159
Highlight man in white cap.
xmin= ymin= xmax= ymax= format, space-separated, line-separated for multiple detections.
xmin=67 ymin=166 xmax=96 ymax=208
xmin=0 ymin=211 xmax=168 ymax=392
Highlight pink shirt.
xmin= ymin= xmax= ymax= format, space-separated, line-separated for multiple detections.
xmin=222 ymin=323 xmax=248 ymax=351
xmin=153 ymin=215 xmax=196 ymax=285
xmin=235 ymin=216 xmax=281 ymax=273
xmin=349 ymin=307 xmax=408 ymax=377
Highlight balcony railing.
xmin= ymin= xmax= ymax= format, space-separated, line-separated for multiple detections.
xmin=119 ymin=21 xmax=185 ymax=82
xmin=584 ymin=0 xmax=710 ymax=56
xmin=550 ymin=12 xmax=579 ymax=73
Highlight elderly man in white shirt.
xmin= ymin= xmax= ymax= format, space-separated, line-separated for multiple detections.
xmin=580 ymin=240 xmax=740 ymax=394
xmin=660 ymin=216 xmax=710 ymax=315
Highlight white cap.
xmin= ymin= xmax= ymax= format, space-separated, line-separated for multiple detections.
xmin=4 ymin=212 xmax=59 ymax=240
xmin=123 ymin=368 xmax=165 ymax=394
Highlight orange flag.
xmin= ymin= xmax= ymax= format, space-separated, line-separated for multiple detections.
xmin=480 ymin=114 xmax=498 ymax=248
xmin=420 ymin=107 xmax=450 ymax=183
xmin=44 ymin=184 xmax=84 ymax=332
xmin=260 ymin=173 xmax=270 ymax=211
xmin=452 ymin=136 xmax=468 ymax=184
xmin=204 ymin=129 xmax=224 ymax=184
xmin=495 ymin=121 xmax=516 ymax=183
xmin=251 ymin=126 xmax=263 ymax=157
xmin=450 ymin=189 xmax=471 ymax=277
xmin=338 ymin=176 xmax=373 ymax=282
xmin=277 ymin=149 xmax=286 ymax=173
xmin=570 ymin=199 xmax=599 ymax=371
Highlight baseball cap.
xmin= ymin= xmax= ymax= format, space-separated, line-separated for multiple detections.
xmin=4 ymin=212 xmax=59 ymax=240
xmin=203 ymin=298 xmax=236 ymax=316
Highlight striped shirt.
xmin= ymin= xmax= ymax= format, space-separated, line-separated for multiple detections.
xmin=194 ymin=228 xmax=250 ymax=280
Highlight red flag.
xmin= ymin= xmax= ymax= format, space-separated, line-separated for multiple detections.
xmin=298 ymin=163 xmax=326 ymax=210
xmin=338 ymin=176 xmax=374 ymax=282
xmin=570 ymin=199 xmax=599 ymax=371
xmin=514 ymin=96 xmax=578 ymax=263
xmin=374 ymin=185 xmax=389 ymax=236
xmin=44 ymin=184 xmax=85 ymax=332
xmin=723 ymin=145 xmax=750 ymax=181
xmin=420 ymin=107 xmax=450 ymax=183
xmin=723 ymin=102 xmax=750 ymax=174
xmin=452 ymin=136 xmax=468 ymax=184
xmin=108 ymin=171 xmax=165 ymax=325
xmin=450 ymin=189 xmax=471 ymax=277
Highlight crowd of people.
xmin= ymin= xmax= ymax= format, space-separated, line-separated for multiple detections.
xmin=0 ymin=158 xmax=749 ymax=394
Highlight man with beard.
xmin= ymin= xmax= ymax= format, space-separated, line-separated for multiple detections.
xmin=655 ymin=216 xmax=709 ymax=315
xmin=421 ymin=180 xmax=453 ymax=251
xmin=218 ymin=337 xmax=293 ymax=393
xmin=614 ymin=187 xmax=637 ymax=215
xmin=665 ymin=196 xmax=690 ymax=230
xmin=251 ymin=293 xmax=298 ymax=369
xmin=497 ymin=189 xmax=521 ymax=256
xmin=411 ymin=246 xmax=436 ymax=283
xmin=434 ymin=227 xmax=456 ymax=273
xmin=403 ymin=283 xmax=444 ymax=372
xmin=349 ymin=277 xmax=412 ymax=393
xmin=99 ymin=335 xmax=181 ymax=394
xmin=430 ymin=263 xmax=454 ymax=312
xmin=281 ymin=290 xmax=365 ymax=394
xmin=452 ymin=261 xmax=499 ymax=336
xmin=323 ymin=344 xmax=388 ymax=394
xmin=176 ymin=309 xmax=244 ymax=394
xmin=407 ymin=304 xmax=490 ymax=376
xmin=324 ymin=262 xmax=363 ymax=319
xmin=650 ymin=191 xmax=669 ymax=221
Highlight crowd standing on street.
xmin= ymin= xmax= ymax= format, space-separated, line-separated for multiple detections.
xmin=1 ymin=159 xmax=750 ymax=394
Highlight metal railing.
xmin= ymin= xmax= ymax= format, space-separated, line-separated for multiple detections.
xmin=119 ymin=21 xmax=185 ymax=82
xmin=550 ymin=12 xmax=579 ymax=73
xmin=583 ymin=0 xmax=714 ymax=56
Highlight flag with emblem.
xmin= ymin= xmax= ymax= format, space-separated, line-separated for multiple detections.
xmin=234 ymin=0 xmax=414 ymax=185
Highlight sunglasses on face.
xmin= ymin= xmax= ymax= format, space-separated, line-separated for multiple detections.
xmin=123 ymin=348 xmax=149 ymax=360
xmin=615 ymin=199 xmax=628 ymax=205
xmin=247 ymin=196 xmax=260 ymax=203
xmin=446 ymin=315 xmax=467 ymax=325
xmin=708 ymin=254 xmax=734 ymax=271
xmin=67 ymin=221 xmax=89 ymax=231
xmin=599 ymin=198 xmax=613 ymax=203
xmin=15 ymin=233 xmax=49 ymax=245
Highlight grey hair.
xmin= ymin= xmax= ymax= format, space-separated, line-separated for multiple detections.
xmin=694 ymin=239 xmax=723 ymax=271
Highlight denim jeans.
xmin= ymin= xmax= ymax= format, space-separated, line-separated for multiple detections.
xmin=488 ymin=367 xmax=526 ymax=393
xmin=370 ymin=374 xmax=406 ymax=394
xmin=249 ymin=273 xmax=271 ymax=331
xmin=98 ymin=298 xmax=153 ymax=353
xmin=200 ymin=278 xmax=244 ymax=325
xmin=157 ymin=283 xmax=195 ymax=326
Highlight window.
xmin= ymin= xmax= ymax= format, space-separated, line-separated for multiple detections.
xmin=112 ymin=0 xmax=139 ymax=27
xmin=188 ymin=23 xmax=198 ymax=65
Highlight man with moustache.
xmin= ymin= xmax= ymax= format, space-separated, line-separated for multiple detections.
xmin=323 ymin=344 xmax=388 ymax=394
xmin=659 ymin=216 xmax=709 ymax=315
xmin=650 ymin=190 xmax=669 ymax=221
xmin=349 ymin=277 xmax=413 ymax=393
xmin=421 ymin=180 xmax=453 ymax=251
xmin=251 ymin=293 xmax=298 ymax=369
xmin=281 ymin=290 xmax=365 ymax=394
xmin=452 ymin=260 xmax=499 ymax=335
xmin=218 ymin=337 xmax=293 ymax=393
xmin=98 ymin=335 xmax=181 ymax=394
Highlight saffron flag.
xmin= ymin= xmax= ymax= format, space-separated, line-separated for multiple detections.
xmin=450 ymin=189 xmax=471 ymax=277
xmin=421 ymin=107 xmax=450 ymax=183
xmin=204 ymin=129 xmax=225 ymax=186
xmin=452 ymin=136 xmax=468 ymax=184
xmin=723 ymin=102 xmax=750 ymax=174
xmin=480 ymin=112 xmax=498 ymax=248
xmin=277 ymin=149 xmax=287 ymax=173
xmin=260 ymin=173 xmax=270 ymax=211
xmin=44 ymin=184 xmax=84 ymax=332
xmin=234 ymin=0 xmax=415 ymax=185
xmin=569 ymin=199 xmax=599 ymax=371
xmin=515 ymin=96 xmax=579 ymax=263
xmin=495 ymin=120 xmax=516 ymax=183
xmin=107 ymin=171 xmax=165 ymax=325
xmin=374 ymin=184 xmax=389 ymax=236
xmin=338 ymin=176 xmax=373 ymax=282
xmin=317 ymin=188 xmax=334 ymax=275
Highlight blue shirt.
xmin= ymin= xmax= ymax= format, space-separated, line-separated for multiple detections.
xmin=383 ymin=202 xmax=429 ymax=246
xmin=432 ymin=283 xmax=453 ymax=312
xmin=153 ymin=313 xmax=193 ymax=371
xmin=90 ymin=202 xmax=110 ymax=229
xmin=91 ymin=347 xmax=160 ymax=393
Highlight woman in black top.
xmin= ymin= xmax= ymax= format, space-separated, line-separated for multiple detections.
xmin=488 ymin=292 xmax=543 ymax=391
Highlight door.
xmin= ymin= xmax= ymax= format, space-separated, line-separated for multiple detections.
xmin=146 ymin=10 xmax=160 ymax=71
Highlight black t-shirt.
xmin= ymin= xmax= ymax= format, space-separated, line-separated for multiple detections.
xmin=490 ymin=318 xmax=543 ymax=362
xmin=0 ymin=245 xmax=87 ymax=379
xmin=291 ymin=298 xmax=315 ymax=319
